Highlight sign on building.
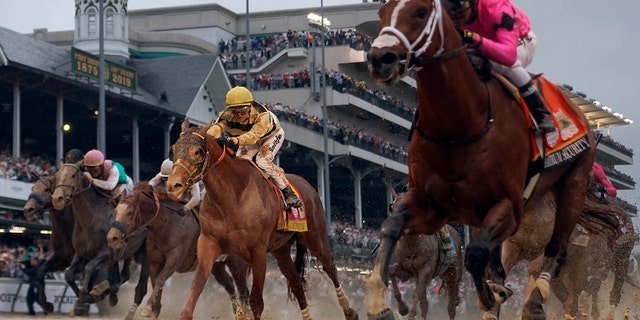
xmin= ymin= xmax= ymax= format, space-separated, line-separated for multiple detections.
xmin=71 ymin=47 xmax=137 ymax=92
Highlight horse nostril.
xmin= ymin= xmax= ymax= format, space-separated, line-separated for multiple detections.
xmin=379 ymin=52 xmax=399 ymax=65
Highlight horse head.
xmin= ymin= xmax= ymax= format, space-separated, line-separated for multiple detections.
xmin=167 ymin=118 xmax=226 ymax=202
xmin=23 ymin=175 xmax=56 ymax=222
xmin=51 ymin=160 xmax=86 ymax=211
xmin=367 ymin=0 xmax=463 ymax=86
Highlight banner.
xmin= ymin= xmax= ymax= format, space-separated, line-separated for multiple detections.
xmin=0 ymin=278 xmax=98 ymax=314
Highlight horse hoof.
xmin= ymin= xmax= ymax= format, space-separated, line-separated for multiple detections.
xmin=109 ymin=292 xmax=118 ymax=306
xmin=367 ymin=308 xmax=395 ymax=320
xmin=522 ymin=288 xmax=546 ymax=320
xmin=140 ymin=305 xmax=152 ymax=317
xmin=89 ymin=280 xmax=110 ymax=296
xmin=344 ymin=308 xmax=358 ymax=320
xmin=44 ymin=302 xmax=54 ymax=313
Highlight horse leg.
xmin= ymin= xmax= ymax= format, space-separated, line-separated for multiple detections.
xmin=467 ymin=199 xmax=517 ymax=313
xmin=226 ymin=256 xmax=250 ymax=308
xmin=271 ymin=244 xmax=311 ymax=319
xmin=442 ymin=265 xmax=462 ymax=320
xmin=126 ymin=251 xmax=150 ymax=320
xmin=367 ymin=206 xmax=408 ymax=320
xmin=140 ymin=263 xmax=161 ymax=318
xmin=120 ymin=257 xmax=132 ymax=284
xmin=305 ymin=237 xmax=357 ymax=320
xmin=248 ymin=248 xmax=268 ymax=320
xmin=389 ymin=268 xmax=409 ymax=316
xmin=36 ymin=256 xmax=61 ymax=314
xmin=212 ymin=260 xmax=239 ymax=310
xmin=178 ymin=235 xmax=220 ymax=320
xmin=413 ymin=266 xmax=433 ymax=320
xmin=607 ymin=245 xmax=631 ymax=320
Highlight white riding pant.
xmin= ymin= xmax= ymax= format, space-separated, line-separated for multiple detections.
xmin=237 ymin=127 xmax=289 ymax=189
xmin=491 ymin=31 xmax=537 ymax=87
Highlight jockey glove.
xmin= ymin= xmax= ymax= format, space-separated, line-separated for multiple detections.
xmin=461 ymin=29 xmax=481 ymax=46
xmin=177 ymin=208 xmax=187 ymax=216
xmin=218 ymin=136 xmax=239 ymax=152
xmin=83 ymin=172 xmax=93 ymax=182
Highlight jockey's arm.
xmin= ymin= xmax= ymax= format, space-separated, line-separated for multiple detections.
xmin=184 ymin=182 xmax=201 ymax=211
xmin=591 ymin=163 xmax=617 ymax=197
xmin=148 ymin=173 xmax=163 ymax=188
xmin=206 ymin=110 xmax=231 ymax=138
xmin=236 ymin=112 xmax=272 ymax=146
xmin=91 ymin=165 xmax=119 ymax=191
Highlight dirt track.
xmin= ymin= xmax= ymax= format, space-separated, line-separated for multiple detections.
xmin=3 ymin=260 xmax=640 ymax=320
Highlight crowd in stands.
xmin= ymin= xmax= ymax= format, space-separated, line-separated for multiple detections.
xmin=218 ymin=29 xmax=372 ymax=71
xmin=0 ymin=147 xmax=56 ymax=182
xmin=600 ymin=134 xmax=634 ymax=156
xmin=0 ymin=242 xmax=55 ymax=279
xmin=229 ymin=68 xmax=416 ymax=122
xmin=267 ymin=103 xmax=409 ymax=163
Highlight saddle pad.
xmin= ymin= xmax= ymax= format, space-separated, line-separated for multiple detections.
xmin=526 ymin=76 xmax=591 ymax=168
xmin=276 ymin=183 xmax=308 ymax=232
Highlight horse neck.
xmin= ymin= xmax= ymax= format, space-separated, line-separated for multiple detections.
xmin=203 ymin=157 xmax=265 ymax=205
xmin=71 ymin=186 xmax=111 ymax=225
xmin=414 ymin=53 xmax=491 ymax=138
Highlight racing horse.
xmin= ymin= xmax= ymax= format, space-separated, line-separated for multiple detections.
xmin=503 ymin=191 xmax=625 ymax=319
xmin=389 ymin=225 xmax=463 ymax=320
xmin=23 ymin=174 xmax=75 ymax=314
xmin=107 ymin=180 xmax=251 ymax=319
xmin=24 ymin=173 xmax=148 ymax=318
xmin=51 ymin=161 xmax=121 ymax=316
xmin=366 ymin=0 xmax=596 ymax=319
xmin=166 ymin=119 xmax=357 ymax=320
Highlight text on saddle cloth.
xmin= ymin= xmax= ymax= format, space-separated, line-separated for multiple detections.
xmin=494 ymin=73 xmax=591 ymax=169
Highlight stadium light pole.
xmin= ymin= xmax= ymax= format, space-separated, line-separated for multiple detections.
xmin=245 ymin=0 xmax=251 ymax=87
xmin=97 ymin=0 xmax=106 ymax=153
xmin=307 ymin=5 xmax=332 ymax=229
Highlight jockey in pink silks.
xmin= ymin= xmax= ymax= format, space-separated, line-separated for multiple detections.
xmin=591 ymin=162 xmax=617 ymax=197
xmin=443 ymin=0 xmax=555 ymax=133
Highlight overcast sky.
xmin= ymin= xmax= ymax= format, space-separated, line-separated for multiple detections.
xmin=0 ymin=0 xmax=638 ymax=206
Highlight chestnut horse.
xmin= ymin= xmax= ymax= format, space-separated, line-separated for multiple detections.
xmin=23 ymin=175 xmax=74 ymax=314
xmin=51 ymin=161 xmax=121 ymax=316
xmin=166 ymin=119 xmax=357 ymax=320
xmin=366 ymin=1 xmax=596 ymax=319
xmin=107 ymin=181 xmax=251 ymax=319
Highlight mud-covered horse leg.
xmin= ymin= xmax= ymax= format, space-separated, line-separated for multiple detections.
xmin=84 ymin=248 xmax=114 ymax=301
xmin=248 ymin=248 xmax=268 ymax=320
xmin=442 ymin=264 xmax=462 ymax=320
xmin=305 ymin=237 xmax=357 ymax=320
xmin=65 ymin=256 xmax=89 ymax=316
xmin=522 ymin=181 xmax=588 ymax=320
xmin=271 ymin=245 xmax=312 ymax=319
xmin=120 ymin=257 xmax=132 ymax=284
xmin=413 ymin=266 xmax=433 ymax=320
xmin=389 ymin=267 xmax=409 ymax=316
xmin=126 ymin=250 xmax=150 ymax=320
xmin=226 ymin=257 xmax=250 ymax=308
xmin=178 ymin=235 xmax=221 ymax=320
xmin=212 ymin=259 xmax=245 ymax=314
xmin=367 ymin=207 xmax=409 ymax=320
xmin=467 ymin=199 xmax=518 ymax=314
xmin=481 ymin=245 xmax=513 ymax=319
xmin=36 ymin=255 xmax=68 ymax=313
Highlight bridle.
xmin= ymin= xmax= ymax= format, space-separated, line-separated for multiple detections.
xmin=53 ymin=163 xmax=93 ymax=207
xmin=172 ymin=130 xmax=227 ymax=192
xmin=375 ymin=0 xmax=466 ymax=75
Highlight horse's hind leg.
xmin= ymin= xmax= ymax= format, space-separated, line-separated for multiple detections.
xmin=305 ymin=236 xmax=357 ymax=319
xmin=389 ymin=270 xmax=409 ymax=316
xmin=271 ymin=245 xmax=311 ymax=319
xmin=127 ymin=252 xmax=150 ymax=320
xmin=178 ymin=235 xmax=220 ymax=320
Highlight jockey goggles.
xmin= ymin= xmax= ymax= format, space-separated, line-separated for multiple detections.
xmin=442 ymin=0 xmax=471 ymax=13
xmin=231 ymin=106 xmax=250 ymax=115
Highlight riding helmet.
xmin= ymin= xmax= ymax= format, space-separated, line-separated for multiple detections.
xmin=84 ymin=149 xmax=105 ymax=166
xmin=226 ymin=86 xmax=253 ymax=108
xmin=158 ymin=159 xmax=173 ymax=178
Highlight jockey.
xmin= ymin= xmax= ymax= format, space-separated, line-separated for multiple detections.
xmin=206 ymin=86 xmax=302 ymax=208
xmin=149 ymin=158 xmax=201 ymax=216
xmin=64 ymin=148 xmax=85 ymax=164
xmin=590 ymin=162 xmax=617 ymax=197
xmin=83 ymin=149 xmax=134 ymax=200
xmin=443 ymin=0 xmax=555 ymax=133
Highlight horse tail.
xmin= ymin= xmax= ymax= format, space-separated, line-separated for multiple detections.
xmin=293 ymin=241 xmax=308 ymax=294
xmin=578 ymin=192 xmax=625 ymax=239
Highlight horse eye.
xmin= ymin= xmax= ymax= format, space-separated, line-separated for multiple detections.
xmin=414 ymin=8 xmax=428 ymax=20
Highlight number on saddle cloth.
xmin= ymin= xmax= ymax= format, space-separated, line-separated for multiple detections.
xmin=112 ymin=161 xmax=128 ymax=184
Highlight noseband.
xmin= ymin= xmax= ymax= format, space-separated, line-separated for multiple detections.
xmin=53 ymin=163 xmax=92 ymax=207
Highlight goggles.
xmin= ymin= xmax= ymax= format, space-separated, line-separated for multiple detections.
xmin=442 ymin=0 xmax=471 ymax=13
xmin=231 ymin=107 xmax=249 ymax=116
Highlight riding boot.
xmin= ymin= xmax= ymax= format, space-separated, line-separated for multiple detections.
xmin=438 ymin=227 xmax=456 ymax=259
xmin=281 ymin=185 xmax=302 ymax=208
xmin=518 ymin=80 xmax=555 ymax=133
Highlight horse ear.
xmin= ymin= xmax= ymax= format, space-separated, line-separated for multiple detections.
xmin=181 ymin=118 xmax=190 ymax=132
xmin=391 ymin=188 xmax=398 ymax=199
xmin=76 ymin=159 xmax=84 ymax=167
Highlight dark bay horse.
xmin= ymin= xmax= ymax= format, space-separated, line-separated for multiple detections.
xmin=389 ymin=224 xmax=463 ymax=320
xmin=366 ymin=1 xmax=596 ymax=319
xmin=107 ymin=180 xmax=251 ymax=319
xmin=166 ymin=119 xmax=357 ymax=320
xmin=23 ymin=174 xmax=74 ymax=314
xmin=51 ymin=161 xmax=121 ymax=316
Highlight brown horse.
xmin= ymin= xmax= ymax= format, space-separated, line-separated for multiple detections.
xmin=166 ymin=119 xmax=357 ymax=320
xmin=366 ymin=1 xmax=596 ymax=319
xmin=503 ymin=191 xmax=628 ymax=319
xmin=107 ymin=180 xmax=251 ymax=319
xmin=389 ymin=224 xmax=463 ymax=320
xmin=23 ymin=174 xmax=74 ymax=314
xmin=51 ymin=161 xmax=121 ymax=316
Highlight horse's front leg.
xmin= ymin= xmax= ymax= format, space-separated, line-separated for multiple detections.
xmin=388 ymin=266 xmax=409 ymax=316
xmin=178 ymin=235 xmax=220 ymax=320
xmin=413 ymin=266 xmax=433 ymax=320
xmin=248 ymin=247 xmax=268 ymax=320
xmin=366 ymin=206 xmax=409 ymax=320
xmin=466 ymin=198 xmax=518 ymax=315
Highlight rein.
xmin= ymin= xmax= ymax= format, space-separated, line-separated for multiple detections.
xmin=54 ymin=163 xmax=94 ymax=206
xmin=119 ymin=191 xmax=163 ymax=242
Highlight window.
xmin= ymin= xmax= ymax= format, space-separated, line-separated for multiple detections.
xmin=88 ymin=8 xmax=97 ymax=37
xmin=105 ymin=8 xmax=115 ymax=37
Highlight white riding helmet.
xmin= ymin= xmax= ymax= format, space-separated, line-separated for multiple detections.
xmin=158 ymin=159 xmax=173 ymax=178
